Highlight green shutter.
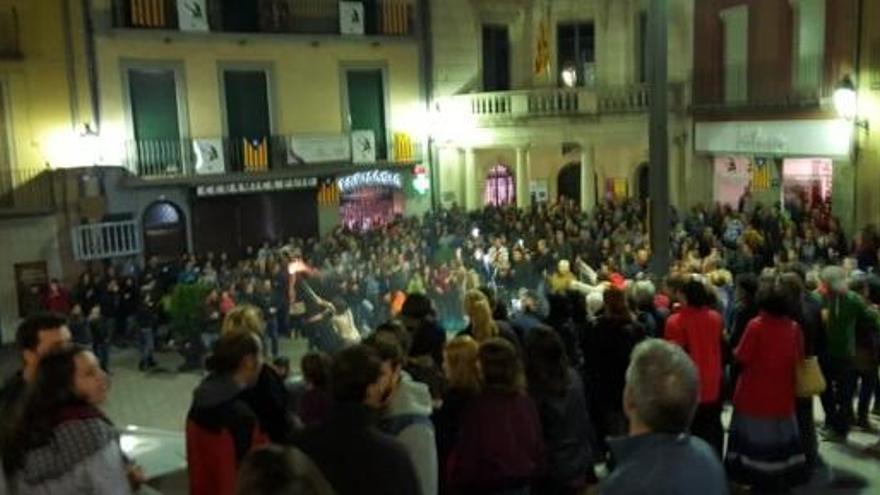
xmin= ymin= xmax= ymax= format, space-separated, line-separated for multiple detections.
xmin=346 ymin=69 xmax=387 ymax=160
xmin=129 ymin=69 xmax=180 ymax=141
xmin=224 ymin=70 xmax=270 ymax=139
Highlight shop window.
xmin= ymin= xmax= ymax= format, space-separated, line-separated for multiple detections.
xmin=484 ymin=164 xmax=515 ymax=206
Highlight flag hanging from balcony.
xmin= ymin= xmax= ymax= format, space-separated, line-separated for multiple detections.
xmin=534 ymin=13 xmax=550 ymax=76
xmin=131 ymin=0 xmax=167 ymax=28
xmin=317 ymin=179 xmax=340 ymax=206
xmin=749 ymin=158 xmax=772 ymax=192
xmin=243 ymin=138 xmax=269 ymax=172
xmin=177 ymin=0 xmax=209 ymax=32
xmin=381 ymin=1 xmax=409 ymax=35
xmin=393 ymin=132 xmax=414 ymax=162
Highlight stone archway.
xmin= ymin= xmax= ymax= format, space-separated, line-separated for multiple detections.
xmin=142 ymin=200 xmax=187 ymax=262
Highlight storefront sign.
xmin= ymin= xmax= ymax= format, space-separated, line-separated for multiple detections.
xmin=695 ymin=119 xmax=852 ymax=157
xmin=338 ymin=170 xmax=402 ymax=193
xmin=195 ymin=177 xmax=318 ymax=197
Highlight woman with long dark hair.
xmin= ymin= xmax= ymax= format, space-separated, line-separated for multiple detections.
xmin=589 ymin=287 xmax=645 ymax=450
xmin=2 ymin=345 xmax=141 ymax=494
xmin=525 ymin=327 xmax=596 ymax=495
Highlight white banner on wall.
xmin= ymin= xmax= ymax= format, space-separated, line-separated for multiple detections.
xmin=351 ymin=130 xmax=376 ymax=163
xmin=177 ymin=0 xmax=209 ymax=32
xmin=340 ymin=1 xmax=365 ymax=35
xmin=193 ymin=138 xmax=225 ymax=174
xmin=287 ymin=135 xmax=351 ymax=165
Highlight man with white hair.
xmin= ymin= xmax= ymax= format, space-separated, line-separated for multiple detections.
xmin=601 ymin=340 xmax=728 ymax=495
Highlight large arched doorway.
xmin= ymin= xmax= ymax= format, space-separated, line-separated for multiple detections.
xmin=637 ymin=162 xmax=649 ymax=201
xmin=483 ymin=164 xmax=515 ymax=206
xmin=557 ymin=162 xmax=581 ymax=203
xmin=143 ymin=200 xmax=187 ymax=262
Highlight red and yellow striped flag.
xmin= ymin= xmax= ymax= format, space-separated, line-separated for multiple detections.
xmin=382 ymin=1 xmax=409 ymax=35
xmin=750 ymin=162 xmax=771 ymax=191
xmin=243 ymin=138 xmax=268 ymax=172
xmin=131 ymin=0 xmax=166 ymax=28
xmin=317 ymin=180 xmax=340 ymax=206
xmin=534 ymin=16 xmax=550 ymax=76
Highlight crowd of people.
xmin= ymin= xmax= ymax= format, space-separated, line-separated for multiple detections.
xmin=3 ymin=197 xmax=880 ymax=494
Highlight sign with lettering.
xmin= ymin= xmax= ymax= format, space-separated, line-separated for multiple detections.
xmin=195 ymin=177 xmax=318 ymax=197
xmin=695 ymin=120 xmax=852 ymax=157
xmin=337 ymin=170 xmax=402 ymax=193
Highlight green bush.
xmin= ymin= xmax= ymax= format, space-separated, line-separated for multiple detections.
xmin=167 ymin=283 xmax=211 ymax=339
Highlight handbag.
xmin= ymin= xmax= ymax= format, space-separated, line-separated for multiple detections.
xmin=795 ymin=356 xmax=827 ymax=398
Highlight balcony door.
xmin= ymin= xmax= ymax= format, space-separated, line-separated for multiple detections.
xmin=128 ymin=68 xmax=182 ymax=176
xmin=345 ymin=68 xmax=388 ymax=160
xmin=557 ymin=22 xmax=595 ymax=87
xmin=482 ymin=25 xmax=510 ymax=91
xmin=223 ymin=69 xmax=271 ymax=172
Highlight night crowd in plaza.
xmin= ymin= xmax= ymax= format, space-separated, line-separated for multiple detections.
xmin=3 ymin=195 xmax=880 ymax=494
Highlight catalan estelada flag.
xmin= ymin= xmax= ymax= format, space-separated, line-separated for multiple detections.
xmin=750 ymin=160 xmax=771 ymax=191
xmin=317 ymin=179 xmax=340 ymax=206
xmin=243 ymin=138 xmax=268 ymax=172
xmin=382 ymin=1 xmax=409 ymax=35
xmin=131 ymin=0 xmax=166 ymax=28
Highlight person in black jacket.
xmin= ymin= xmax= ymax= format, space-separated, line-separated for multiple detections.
xmin=525 ymin=327 xmax=596 ymax=495
xmin=293 ymin=344 xmax=421 ymax=495
xmin=223 ymin=306 xmax=297 ymax=445
xmin=135 ymin=292 xmax=159 ymax=371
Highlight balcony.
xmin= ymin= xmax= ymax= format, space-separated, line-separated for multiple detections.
xmin=110 ymin=0 xmax=415 ymax=37
xmin=693 ymin=57 xmax=833 ymax=114
xmin=123 ymin=133 xmax=424 ymax=180
xmin=0 ymin=167 xmax=55 ymax=216
xmin=72 ymin=220 xmax=141 ymax=261
xmin=437 ymin=84 xmax=686 ymax=128
xmin=0 ymin=6 xmax=22 ymax=59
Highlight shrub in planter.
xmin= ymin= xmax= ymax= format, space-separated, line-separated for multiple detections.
xmin=167 ymin=283 xmax=212 ymax=370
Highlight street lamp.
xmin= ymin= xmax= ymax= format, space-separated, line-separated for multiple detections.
xmin=561 ymin=64 xmax=578 ymax=88
xmin=834 ymin=76 xmax=869 ymax=131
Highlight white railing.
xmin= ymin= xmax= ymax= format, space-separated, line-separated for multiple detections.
xmin=441 ymin=83 xmax=684 ymax=125
xmin=72 ymin=220 xmax=141 ymax=261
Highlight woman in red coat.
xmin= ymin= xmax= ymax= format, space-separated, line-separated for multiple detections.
xmin=725 ymin=277 xmax=808 ymax=493
xmin=187 ymin=331 xmax=268 ymax=495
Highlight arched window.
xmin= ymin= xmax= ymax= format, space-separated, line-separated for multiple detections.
xmin=143 ymin=200 xmax=186 ymax=261
xmin=484 ymin=164 xmax=515 ymax=206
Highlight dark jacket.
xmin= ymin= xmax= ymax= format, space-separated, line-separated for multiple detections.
xmin=240 ymin=365 xmax=297 ymax=444
xmin=601 ymin=433 xmax=728 ymax=495
xmin=433 ymin=387 xmax=475 ymax=493
xmin=589 ymin=316 xmax=645 ymax=415
xmin=532 ymin=369 xmax=595 ymax=486
xmin=294 ymin=402 xmax=421 ymax=495
xmin=186 ymin=374 xmax=268 ymax=495
xmin=410 ymin=319 xmax=448 ymax=368
xmin=446 ymin=391 xmax=544 ymax=494
xmin=0 ymin=371 xmax=25 ymax=425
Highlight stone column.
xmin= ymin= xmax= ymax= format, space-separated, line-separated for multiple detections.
xmin=516 ymin=147 xmax=531 ymax=208
xmin=580 ymin=145 xmax=596 ymax=213
xmin=464 ymin=147 xmax=477 ymax=210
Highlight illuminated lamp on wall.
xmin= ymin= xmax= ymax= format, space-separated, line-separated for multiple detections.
xmin=412 ymin=165 xmax=430 ymax=195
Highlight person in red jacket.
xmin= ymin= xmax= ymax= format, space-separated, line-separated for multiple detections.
xmin=664 ymin=278 xmax=724 ymax=457
xmin=725 ymin=277 xmax=808 ymax=493
xmin=42 ymin=278 xmax=71 ymax=314
xmin=187 ymin=331 xmax=268 ymax=495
